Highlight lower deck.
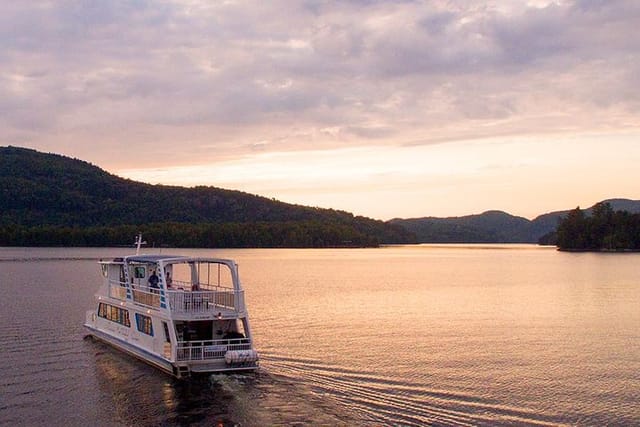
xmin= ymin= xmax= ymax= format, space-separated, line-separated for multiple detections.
xmin=85 ymin=305 xmax=258 ymax=378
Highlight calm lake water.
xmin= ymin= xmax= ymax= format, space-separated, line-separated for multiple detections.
xmin=0 ymin=245 xmax=639 ymax=426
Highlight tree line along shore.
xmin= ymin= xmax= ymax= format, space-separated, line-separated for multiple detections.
xmin=540 ymin=202 xmax=640 ymax=252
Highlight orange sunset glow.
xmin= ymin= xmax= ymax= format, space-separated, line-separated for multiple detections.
xmin=2 ymin=1 xmax=639 ymax=219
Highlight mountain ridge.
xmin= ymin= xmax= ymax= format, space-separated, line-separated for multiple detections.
xmin=0 ymin=146 xmax=413 ymax=247
xmin=2 ymin=146 xmax=637 ymax=246
xmin=390 ymin=199 xmax=640 ymax=243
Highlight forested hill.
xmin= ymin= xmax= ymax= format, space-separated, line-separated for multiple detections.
xmin=390 ymin=199 xmax=640 ymax=244
xmin=389 ymin=211 xmax=534 ymax=243
xmin=0 ymin=146 xmax=414 ymax=247
xmin=552 ymin=202 xmax=640 ymax=251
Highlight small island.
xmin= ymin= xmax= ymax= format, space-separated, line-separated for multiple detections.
xmin=544 ymin=202 xmax=640 ymax=252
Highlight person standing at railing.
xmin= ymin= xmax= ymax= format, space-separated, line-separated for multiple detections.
xmin=148 ymin=270 xmax=159 ymax=292
xmin=165 ymin=270 xmax=173 ymax=289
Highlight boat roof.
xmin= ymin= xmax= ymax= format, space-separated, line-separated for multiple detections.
xmin=126 ymin=255 xmax=185 ymax=263
xmin=123 ymin=254 xmax=235 ymax=266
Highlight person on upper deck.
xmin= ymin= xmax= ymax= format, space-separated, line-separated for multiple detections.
xmin=165 ymin=270 xmax=173 ymax=289
xmin=148 ymin=270 xmax=159 ymax=289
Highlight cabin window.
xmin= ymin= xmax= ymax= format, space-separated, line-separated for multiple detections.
xmin=133 ymin=266 xmax=146 ymax=279
xmin=98 ymin=303 xmax=131 ymax=327
xmin=100 ymin=264 xmax=108 ymax=278
xmin=135 ymin=313 xmax=154 ymax=336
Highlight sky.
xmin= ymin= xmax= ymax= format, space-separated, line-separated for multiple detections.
xmin=2 ymin=0 xmax=639 ymax=220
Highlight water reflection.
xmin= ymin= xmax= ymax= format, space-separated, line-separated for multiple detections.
xmin=1 ymin=246 xmax=639 ymax=426
xmin=91 ymin=338 xmax=241 ymax=426
xmin=88 ymin=337 xmax=360 ymax=426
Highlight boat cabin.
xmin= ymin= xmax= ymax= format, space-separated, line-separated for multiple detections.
xmin=87 ymin=253 xmax=257 ymax=377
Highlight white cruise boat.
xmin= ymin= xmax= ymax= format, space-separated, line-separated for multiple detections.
xmin=84 ymin=242 xmax=258 ymax=378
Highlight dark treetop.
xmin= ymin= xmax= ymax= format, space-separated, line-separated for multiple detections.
xmin=0 ymin=146 xmax=413 ymax=248
xmin=551 ymin=202 xmax=640 ymax=251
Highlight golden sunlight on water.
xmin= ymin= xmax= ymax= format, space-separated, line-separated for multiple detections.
xmin=231 ymin=245 xmax=640 ymax=425
xmin=0 ymin=245 xmax=639 ymax=426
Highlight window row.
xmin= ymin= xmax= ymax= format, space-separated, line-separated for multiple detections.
xmin=98 ymin=304 xmax=154 ymax=337
xmin=98 ymin=303 xmax=131 ymax=327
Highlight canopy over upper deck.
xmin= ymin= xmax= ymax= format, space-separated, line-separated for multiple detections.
xmin=123 ymin=254 xmax=237 ymax=267
xmin=99 ymin=253 xmax=245 ymax=316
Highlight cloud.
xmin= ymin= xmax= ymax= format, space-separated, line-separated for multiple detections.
xmin=0 ymin=0 xmax=638 ymax=166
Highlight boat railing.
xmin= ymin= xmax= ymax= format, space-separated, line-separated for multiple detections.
xmin=108 ymin=280 xmax=128 ymax=300
xmin=166 ymin=289 xmax=245 ymax=313
xmin=175 ymin=338 xmax=252 ymax=361
xmin=105 ymin=280 xmax=244 ymax=313
xmin=106 ymin=280 xmax=163 ymax=308
xmin=132 ymin=287 xmax=162 ymax=308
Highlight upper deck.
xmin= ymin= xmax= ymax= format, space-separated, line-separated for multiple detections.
xmin=98 ymin=255 xmax=246 ymax=318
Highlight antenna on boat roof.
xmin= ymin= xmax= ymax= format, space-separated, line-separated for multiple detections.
xmin=134 ymin=233 xmax=147 ymax=255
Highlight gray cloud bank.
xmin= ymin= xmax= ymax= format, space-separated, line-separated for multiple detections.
xmin=1 ymin=0 xmax=639 ymax=165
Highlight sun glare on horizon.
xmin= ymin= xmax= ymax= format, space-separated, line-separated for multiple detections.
xmin=116 ymin=131 xmax=640 ymax=220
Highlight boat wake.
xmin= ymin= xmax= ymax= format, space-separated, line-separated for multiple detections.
xmin=260 ymin=352 xmax=568 ymax=426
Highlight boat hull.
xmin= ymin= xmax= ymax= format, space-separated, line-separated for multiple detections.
xmin=85 ymin=324 xmax=176 ymax=376
xmin=84 ymin=323 xmax=258 ymax=378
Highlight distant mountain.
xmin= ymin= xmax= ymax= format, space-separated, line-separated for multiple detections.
xmin=584 ymin=199 xmax=640 ymax=215
xmin=0 ymin=146 xmax=413 ymax=247
xmin=391 ymin=199 xmax=640 ymax=244
xmin=3 ymin=146 xmax=637 ymax=246
xmin=389 ymin=210 xmax=533 ymax=243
